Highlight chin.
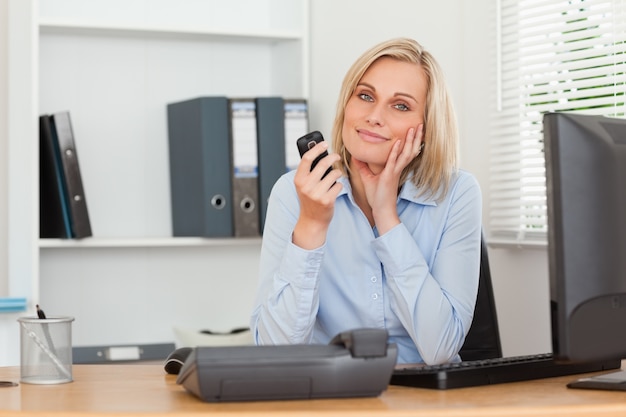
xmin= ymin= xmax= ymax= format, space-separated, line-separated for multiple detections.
xmin=353 ymin=148 xmax=389 ymax=165
xmin=350 ymin=155 xmax=386 ymax=172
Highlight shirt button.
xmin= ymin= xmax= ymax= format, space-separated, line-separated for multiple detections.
xmin=371 ymin=293 xmax=378 ymax=300
xmin=371 ymin=276 xmax=377 ymax=283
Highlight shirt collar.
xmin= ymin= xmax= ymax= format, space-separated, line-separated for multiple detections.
xmin=336 ymin=175 xmax=438 ymax=207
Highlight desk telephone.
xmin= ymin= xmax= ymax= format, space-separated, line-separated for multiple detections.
xmin=167 ymin=328 xmax=397 ymax=402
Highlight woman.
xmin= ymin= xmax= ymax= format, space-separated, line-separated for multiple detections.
xmin=250 ymin=37 xmax=482 ymax=364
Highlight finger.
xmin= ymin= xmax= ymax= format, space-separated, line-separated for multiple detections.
xmin=298 ymin=141 xmax=329 ymax=174
xmin=321 ymin=166 xmax=343 ymax=191
xmin=398 ymin=126 xmax=423 ymax=166
xmin=413 ymin=124 xmax=425 ymax=154
xmin=392 ymin=137 xmax=404 ymax=159
xmin=312 ymin=152 xmax=340 ymax=181
xmin=387 ymin=128 xmax=415 ymax=165
xmin=306 ymin=141 xmax=329 ymax=164
xmin=406 ymin=126 xmax=417 ymax=146
xmin=405 ymin=126 xmax=421 ymax=156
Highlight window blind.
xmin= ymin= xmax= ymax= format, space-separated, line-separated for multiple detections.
xmin=489 ymin=0 xmax=626 ymax=244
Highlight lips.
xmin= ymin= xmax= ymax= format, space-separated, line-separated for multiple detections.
xmin=357 ymin=129 xmax=388 ymax=143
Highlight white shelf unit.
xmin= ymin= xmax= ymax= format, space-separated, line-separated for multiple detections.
xmin=39 ymin=236 xmax=262 ymax=249
xmin=38 ymin=0 xmax=308 ymax=240
xmin=3 ymin=0 xmax=308 ymax=364
xmin=39 ymin=19 xmax=303 ymax=42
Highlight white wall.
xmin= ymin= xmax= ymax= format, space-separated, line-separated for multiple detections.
xmin=0 ymin=0 xmax=13 ymax=366
xmin=308 ymin=0 xmax=552 ymax=356
xmin=0 ymin=0 xmax=8 ymax=296
xmin=0 ymin=0 xmax=39 ymax=368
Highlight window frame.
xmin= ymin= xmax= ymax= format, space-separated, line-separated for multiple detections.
xmin=489 ymin=0 xmax=626 ymax=246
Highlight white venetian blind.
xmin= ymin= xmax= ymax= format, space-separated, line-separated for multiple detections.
xmin=490 ymin=0 xmax=626 ymax=244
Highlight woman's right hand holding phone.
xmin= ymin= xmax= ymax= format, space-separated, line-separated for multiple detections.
xmin=293 ymin=141 xmax=342 ymax=249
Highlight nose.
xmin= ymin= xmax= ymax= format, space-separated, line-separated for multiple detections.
xmin=366 ymin=103 xmax=384 ymax=126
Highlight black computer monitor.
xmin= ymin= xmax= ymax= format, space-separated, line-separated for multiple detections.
xmin=543 ymin=112 xmax=626 ymax=389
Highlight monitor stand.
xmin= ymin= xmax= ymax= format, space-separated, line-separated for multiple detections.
xmin=567 ymin=369 xmax=626 ymax=391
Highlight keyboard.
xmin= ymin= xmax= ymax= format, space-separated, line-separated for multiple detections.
xmin=390 ymin=353 xmax=622 ymax=389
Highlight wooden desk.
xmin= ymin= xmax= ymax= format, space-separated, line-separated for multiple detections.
xmin=1 ymin=364 xmax=626 ymax=416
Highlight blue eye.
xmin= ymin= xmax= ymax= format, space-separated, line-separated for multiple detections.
xmin=358 ymin=93 xmax=374 ymax=102
xmin=394 ymin=103 xmax=410 ymax=111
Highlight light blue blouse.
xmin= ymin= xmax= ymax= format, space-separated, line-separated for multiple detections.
xmin=249 ymin=169 xmax=482 ymax=364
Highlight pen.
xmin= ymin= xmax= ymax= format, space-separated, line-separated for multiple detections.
xmin=36 ymin=304 xmax=57 ymax=356
xmin=34 ymin=303 xmax=72 ymax=379
xmin=36 ymin=304 xmax=46 ymax=319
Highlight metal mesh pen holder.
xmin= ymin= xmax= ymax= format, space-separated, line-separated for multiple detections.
xmin=18 ymin=316 xmax=74 ymax=384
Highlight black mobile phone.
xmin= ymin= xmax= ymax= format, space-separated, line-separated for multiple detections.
xmin=296 ymin=131 xmax=332 ymax=178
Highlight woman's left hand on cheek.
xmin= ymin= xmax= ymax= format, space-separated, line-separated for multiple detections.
xmin=377 ymin=124 xmax=423 ymax=184
xmin=392 ymin=124 xmax=424 ymax=173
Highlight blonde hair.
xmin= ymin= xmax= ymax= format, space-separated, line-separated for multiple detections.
xmin=331 ymin=37 xmax=459 ymax=201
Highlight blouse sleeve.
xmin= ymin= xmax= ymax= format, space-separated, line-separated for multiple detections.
xmin=249 ymin=173 xmax=324 ymax=345
xmin=372 ymin=173 xmax=483 ymax=364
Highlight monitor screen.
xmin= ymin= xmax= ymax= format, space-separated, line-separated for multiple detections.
xmin=543 ymin=112 xmax=626 ymax=363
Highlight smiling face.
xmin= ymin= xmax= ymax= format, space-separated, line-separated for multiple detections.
xmin=341 ymin=57 xmax=427 ymax=174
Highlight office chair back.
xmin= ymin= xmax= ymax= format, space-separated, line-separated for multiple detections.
xmin=458 ymin=234 xmax=503 ymax=361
